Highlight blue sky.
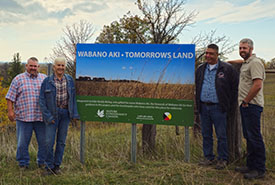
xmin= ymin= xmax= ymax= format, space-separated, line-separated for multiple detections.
xmin=76 ymin=44 xmax=195 ymax=84
xmin=0 ymin=0 xmax=274 ymax=62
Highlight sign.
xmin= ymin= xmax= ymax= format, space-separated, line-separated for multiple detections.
xmin=76 ymin=43 xmax=195 ymax=126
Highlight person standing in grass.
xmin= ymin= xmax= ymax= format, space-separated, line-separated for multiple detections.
xmin=39 ymin=57 xmax=79 ymax=175
xmin=235 ymin=38 xmax=266 ymax=179
xmin=195 ymin=44 xmax=239 ymax=170
xmin=6 ymin=57 xmax=47 ymax=169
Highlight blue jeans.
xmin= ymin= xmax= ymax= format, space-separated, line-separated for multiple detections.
xmin=16 ymin=120 xmax=46 ymax=166
xmin=240 ymin=104 xmax=266 ymax=172
xmin=45 ymin=108 xmax=70 ymax=169
xmin=200 ymin=103 xmax=228 ymax=161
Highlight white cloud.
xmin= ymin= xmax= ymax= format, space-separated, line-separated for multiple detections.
xmin=187 ymin=0 xmax=275 ymax=23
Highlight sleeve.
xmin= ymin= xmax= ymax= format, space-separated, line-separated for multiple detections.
xmin=39 ymin=78 xmax=54 ymax=124
xmin=251 ymin=60 xmax=265 ymax=80
xmin=5 ymin=77 xmax=18 ymax=102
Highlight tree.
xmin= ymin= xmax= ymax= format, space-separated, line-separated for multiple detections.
xmin=0 ymin=77 xmax=13 ymax=127
xmin=97 ymin=0 xmax=196 ymax=153
xmin=7 ymin=53 xmax=24 ymax=85
xmin=52 ymin=20 xmax=95 ymax=78
xmin=0 ymin=62 xmax=10 ymax=87
xmin=96 ymin=13 xmax=150 ymax=44
xmin=136 ymin=0 xmax=196 ymax=44
xmin=266 ymin=58 xmax=275 ymax=69
xmin=136 ymin=0 xmax=197 ymax=153
xmin=192 ymin=30 xmax=237 ymax=68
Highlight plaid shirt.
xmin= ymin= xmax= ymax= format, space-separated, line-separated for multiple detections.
xmin=200 ymin=64 xmax=219 ymax=103
xmin=6 ymin=72 xmax=47 ymax=122
xmin=54 ymin=75 xmax=68 ymax=108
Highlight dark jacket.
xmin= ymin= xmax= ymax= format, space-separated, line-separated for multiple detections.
xmin=195 ymin=60 xmax=239 ymax=113
xmin=39 ymin=74 xmax=80 ymax=124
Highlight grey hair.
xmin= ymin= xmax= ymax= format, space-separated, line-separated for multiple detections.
xmin=28 ymin=57 xmax=38 ymax=63
xmin=54 ymin=57 xmax=66 ymax=66
xmin=240 ymin=38 xmax=254 ymax=48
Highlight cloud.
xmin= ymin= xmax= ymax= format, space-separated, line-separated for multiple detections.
xmin=0 ymin=0 xmax=24 ymax=13
xmin=73 ymin=2 xmax=107 ymax=13
xmin=0 ymin=0 xmax=74 ymax=24
xmin=188 ymin=0 xmax=275 ymax=23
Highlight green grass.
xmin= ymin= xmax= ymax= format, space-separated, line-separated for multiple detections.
xmin=0 ymin=74 xmax=275 ymax=185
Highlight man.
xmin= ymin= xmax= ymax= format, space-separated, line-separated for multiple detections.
xmin=39 ymin=57 xmax=79 ymax=175
xmin=195 ymin=44 xmax=239 ymax=169
xmin=6 ymin=57 xmax=47 ymax=169
xmin=235 ymin=38 xmax=266 ymax=179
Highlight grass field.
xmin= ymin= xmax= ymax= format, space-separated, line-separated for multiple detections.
xmin=0 ymin=74 xmax=274 ymax=185
xmin=76 ymin=81 xmax=194 ymax=100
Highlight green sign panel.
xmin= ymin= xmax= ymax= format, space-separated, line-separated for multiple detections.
xmin=77 ymin=96 xmax=194 ymax=126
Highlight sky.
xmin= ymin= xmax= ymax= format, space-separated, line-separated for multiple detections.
xmin=76 ymin=43 xmax=195 ymax=84
xmin=0 ymin=0 xmax=274 ymax=63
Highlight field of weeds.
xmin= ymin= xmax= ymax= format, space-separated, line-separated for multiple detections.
xmin=0 ymin=74 xmax=274 ymax=185
xmin=76 ymin=81 xmax=194 ymax=100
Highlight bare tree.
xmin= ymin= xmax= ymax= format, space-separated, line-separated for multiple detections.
xmin=192 ymin=30 xmax=237 ymax=68
xmin=51 ymin=20 xmax=95 ymax=78
xmin=137 ymin=0 xmax=197 ymax=44
xmin=135 ymin=0 xmax=197 ymax=153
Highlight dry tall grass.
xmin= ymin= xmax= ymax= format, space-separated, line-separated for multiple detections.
xmin=76 ymin=81 xmax=194 ymax=100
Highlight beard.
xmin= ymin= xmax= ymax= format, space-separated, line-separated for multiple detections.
xmin=240 ymin=52 xmax=250 ymax=60
xmin=240 ymin=48 xmax=252 ymax=60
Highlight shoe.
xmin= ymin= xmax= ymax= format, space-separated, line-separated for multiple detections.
xmin=215 ymin=160 xmax=227 ymax=170
xmin=19 ymin=165 xmax=29 ymax=170
xmin=43 ymin=168 xmax=55 ymax=176
xmin=53 ymin=165 xmax=61 ymax=175
xmin=199 ymin=158 xmax=217 ymax=166
xmin=235 ymin=166 xmax=250 ymax=173
xmin=38 ymin=164 xmax=45 ymax=169
xmin=244 ymin=170 xmax=265 ymax=179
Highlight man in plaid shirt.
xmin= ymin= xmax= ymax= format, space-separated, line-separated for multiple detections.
xmin=6 ymin=57 xmax=47 ymax=169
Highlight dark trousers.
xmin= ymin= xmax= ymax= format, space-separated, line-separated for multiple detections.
xmin=240 ymin=104 xmax=266 ymax=172
xmin=200 ymin=103 xmax=228 ymax=161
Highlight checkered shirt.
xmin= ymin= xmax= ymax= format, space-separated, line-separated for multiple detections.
xmin=6 ymin=72 xmax=47 ymax=122
xmin=200 ymin=64 xmax=219 ymax=103
xmin=54 ymin=75 xmax=68 ymax=108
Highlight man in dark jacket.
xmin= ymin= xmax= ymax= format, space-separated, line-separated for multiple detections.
xmin=195 ymin=44 xmax=239 ymax=169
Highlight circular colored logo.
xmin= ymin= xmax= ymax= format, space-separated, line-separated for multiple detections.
xmin=163 ymin=112 xmax=172 ymax=121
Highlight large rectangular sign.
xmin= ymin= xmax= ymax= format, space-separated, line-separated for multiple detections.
xmin=76 ymin=43 xmax=195 ymax=126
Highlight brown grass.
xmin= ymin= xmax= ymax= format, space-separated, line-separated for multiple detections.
xmin=76 ymin=81 xmax=194 ymax=100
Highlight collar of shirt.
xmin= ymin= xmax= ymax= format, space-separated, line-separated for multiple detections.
xmin=54 ymin=75 xmax=65 ymax=82
xmin=206 ymin=63 xmax=218 ymax=71
xmin=244 ymin=54 xmax=256 ymax=64
xmin=25 ymin=71 xmax=38 ymax=78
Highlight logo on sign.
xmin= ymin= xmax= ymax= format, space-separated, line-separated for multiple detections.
xmin=97 ymin=110 xmax=105 ymax=118
xmin=163 ymin=112 xmax=172 ymax=121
